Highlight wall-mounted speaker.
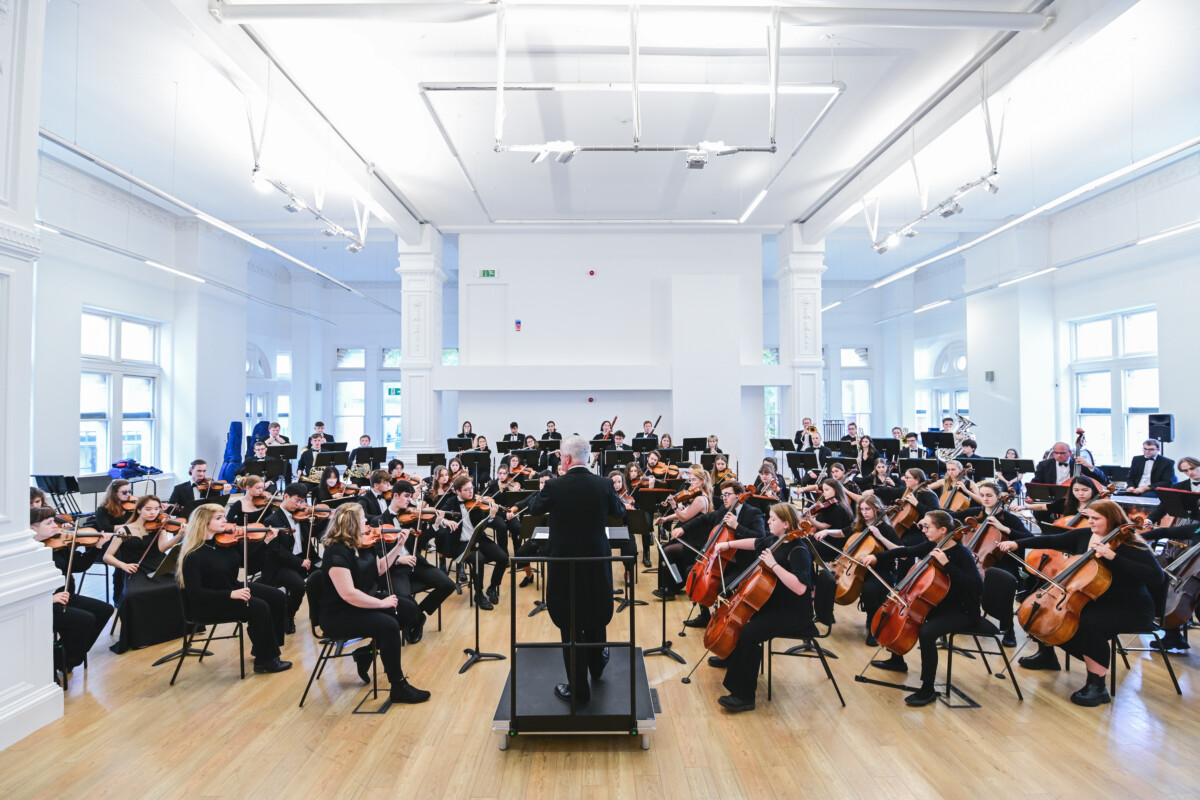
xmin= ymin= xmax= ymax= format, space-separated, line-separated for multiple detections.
xmin=1149 ymin=413 xmax=1174 ymax=443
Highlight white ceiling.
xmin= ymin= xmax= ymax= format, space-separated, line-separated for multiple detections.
xmin=37 ymin=0 xmax=1198 ymax=288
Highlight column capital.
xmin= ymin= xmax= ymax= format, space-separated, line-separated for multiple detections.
xmin=777 ymin=225 xmax=827 ymax=275
xmin=395 ymin=225 xmax=446 ymax=280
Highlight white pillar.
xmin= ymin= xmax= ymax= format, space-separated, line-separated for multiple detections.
xmin=396 ymin=226 xmax=446 ymax=469
xmin=0 ymin=0 xmax=66 ymax=748
xmin=777 ymin=225 xmax=827 ymax=432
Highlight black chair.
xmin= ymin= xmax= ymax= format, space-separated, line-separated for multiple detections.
xmin=169 ymin=590 xmax=245 ymax=685
xmin=299 ymin=570 xmax=385 ymax=713
xmin=765 ymin=568 xmax=846 ymax=707
xmin=53 ymin=638 xmax=87 ymax=692
xmin=943 ymin=568 xmax=1023 ymax=703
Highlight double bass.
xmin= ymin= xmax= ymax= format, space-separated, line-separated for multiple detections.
xmin=871 ymin=526 xmax=961 ymax=655
xmin=684 ymin=490 xmax=755 ymax=607
xmin=703 ymin=523 xmax=814 ymax=659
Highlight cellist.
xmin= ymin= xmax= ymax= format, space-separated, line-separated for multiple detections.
xmin=706 ymin=503 xmax=815 ymax=712
xmin=860 ymin=510 xmax=983 ymax=706
xmin=1016 ymin=475 xmax=1104 ymax=525
xmin=997 ymin=500 xmax=1164 ymax=706
xmin=813 ymin=494 xmax=898 ymax=646
xmin=929 ymin=460 xmax=977 ymax=512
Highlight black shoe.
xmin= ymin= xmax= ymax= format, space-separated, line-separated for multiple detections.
xmin=684 ymin=610 xmax=711 ymax=629
xmin=253 ymin=658 xmax=293 ymax=674
xmin=555 ymin=683 xmax=590 ymax=705
xmin=871 ymin=654 xmax=908 ymax=673
xmin=1001 ymin=629 xmax=1017 ymax=648
xmin=1018 ymin=647 xmax=1061 ymax=671
xmin=592 ymin=647 xmax=610 ymax=681
xmin=904 ymin=685 xmax=938 ymax=707
xmin=1070 ymin=672 xmax=1111 ymax=707
xmin=519 ymin=574 xmax=534 ymax=588
xmin=390 ymin=679 xmax=431 ymax=705
xmin=456 ymin=566 xmax=467 ymax=583
xmin=708 ymin=656 xmax=729 ymax=668
xmin=405 ymin=616 xmax=426 ymax=645
xmin=474 ymin=593 xmax=494 ymax=611
xmin=651 ymin=589 xmax=676 ymax=600
xmin=352 ymin=647 xmax=373 ymax=684
xmin=1150 ymin=634 xmax=1189 ymax=651
xmin=717 ymin=694 xmax=756 ymax=712
xmin=642 ymin=553 xmax=652 ymax=568
xmin=487 ymin=587 xmax=500 ymax=604
xmin=865 ymin=634 xmax=878 ymax=647
xmin=285 ymin=620 xmax=297 ymax=636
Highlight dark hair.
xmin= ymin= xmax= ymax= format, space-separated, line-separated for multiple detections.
xmin=452 ymin=473 xmax=473 ymax=492
xmin=388 ymin=459 xmax=403 ymax=471
xmin=188 ymin=459 xmax=207 ymax=472
xmin=309 ymin=433 xmax=323 ymax=444
xmin=942 ymin=417 xmax=954 ymax=424
xmin=819 ymin=478 xmax=852 ymax=518
xmin=905 ymin=468 xmax=927 ymax=483
xmin=30 ymin=507 xmax=56 ymax=526
xmin=510 ymin=422 xmax=519 ymax=429
xmin=320 ymin=465 xmax=340 ymax=485
xmin=283 ymin=483 xmax=309 ymax=498
xmin=614 ymin=430 xmax=625 ymax=438
xmin=1063 ymin=476 xmax=1103 ymax=515
xmin=393 ymin=481 xmax=416 ymax=496
xmin=906 ymin=432 xmax=919 ymax=441
xmin=314 ymin=421 xmax=325 ymax=427
xmin=370 ymin=469 xmax=391 ymax=486
xmin=924 ymin=509 xmax=957 ymax=535
xmin=719 ymin=480 xmax=745 ymax=495
xmin=961 ymin=438 xmax=977 ymax=449
xmin=30 ymin=487 xmax=48 ymax=505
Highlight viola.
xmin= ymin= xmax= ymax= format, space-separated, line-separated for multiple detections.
xmin=292 ymin=503 xmax=332 ymax=521
xmin=1016 ymin=523 xmax=1136 ymax=645
xmin=1162 ymin=539 xmax=1200 ymax=629
xmin=684 ymin=490 xmax=756 ymax=606
xmin=871 ymin=526 xmax=962 ymax=655
xmin=704 ymin=524 xmax=814 ymax=659
xmin=214 ymin=524 xmax=273 ymax=547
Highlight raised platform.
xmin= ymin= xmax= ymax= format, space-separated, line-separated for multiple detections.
xmin=492 ymin=646 xmax=657 ymax=749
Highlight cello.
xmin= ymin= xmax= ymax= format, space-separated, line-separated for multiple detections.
xmin=884 ymin=475 xmax=938 ymax=537
xmin=832 ymin=519 xmax=890 ymax=605
xmin=938 ymin=464 xmax=974 ymax=513
xmin=1160 ymin=537 xmax=1200 ymax=629
xmin=703 ymin=522 xmax=814 ymax=659
xmin=871 ymin=525 xmax=961 ymax=655
xmin=1016 ymin=523 xmax=1136 ymax=646
xmin=684 ymin=489 xmax=755 ymax=607
xmin=1025 ymin=483 xmax=1112 ymax=579
xmin=964 ymin=490 xmax=1015 ymax=571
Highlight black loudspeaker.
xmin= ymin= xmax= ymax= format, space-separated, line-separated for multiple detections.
xmin=1149 ymin=413 xmax=1174 ymax=443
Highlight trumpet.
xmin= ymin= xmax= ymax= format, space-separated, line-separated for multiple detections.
xmin=800 ymin=424 xmax=819 ymax=450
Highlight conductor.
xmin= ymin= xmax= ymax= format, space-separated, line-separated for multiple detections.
xmin=528 ymin=434 xmax=626 ymax=705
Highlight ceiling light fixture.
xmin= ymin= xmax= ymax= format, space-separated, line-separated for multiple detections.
xmin=1137 ymin=218 xmax=1200 ymax=246
xmin=248 ymin=168 xmax=366 ymax=252
xmin=345 ymin=242 xmax=365 ymax=254
xmin=997 ymin=266 xmax=1056 ymax=287
xmin=144 ymin=259 xmax=206 ymax=283
xmin=873 ymin=169 xmax=996 ymax=253
xmin=822 ymin=301 xmax=842 ymax=312
xmin=685 ymin=151 xmax=709 ymax=169
xmin=739 ymin=190 xmax=768 ymax=224
xmin=914 ymin=299 xmax=951 ymax=314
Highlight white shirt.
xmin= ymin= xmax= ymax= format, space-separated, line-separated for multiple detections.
xmin=280 ymin=507 xmax=299 ymax=555
xmin=459 ymin=499 xmax=475 ymax=543
xmin=1055 ymin=462 xmax=1071 ymax=483
xmin=1138 ymin=458 xmax=1155 ymax=489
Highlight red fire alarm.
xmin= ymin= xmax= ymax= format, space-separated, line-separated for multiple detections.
xmin=588 ymin=270 xmax=595 ymax=276
xmin=588 ymin=397 xmax=594 ymax=403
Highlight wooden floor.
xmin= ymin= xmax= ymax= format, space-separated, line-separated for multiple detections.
xmin=4 ymin=567 xmax=1200 ymax=800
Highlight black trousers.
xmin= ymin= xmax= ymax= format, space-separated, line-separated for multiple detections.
xmin=658 ymin=541 xmax=699 ymax=592
xmin=860 ymin=571 xmax=894 ymax=631
xmin=560 ymin=625 xmax=607 ymax=702
xmin=722 ymin=602 xmax=816 ymax=701
xmin=1059 ymin=594 xmax=1154 ymax=665
xmin=916 ymin=606 xmax=973 ymax=687
xmin=190 ymin=582 xmax=287 ymax=664
xmin=263 ymin=568 xmax=307 ymax=622
xmin=321 ymin=609 xmax=404 ymax=684
xmin=444 ymin=536 xmax=508 ymax=592
xmin=54 ymin=594 xmax=115 ymax=671
xmin=391 ymin=561 xmax=455 ymax=616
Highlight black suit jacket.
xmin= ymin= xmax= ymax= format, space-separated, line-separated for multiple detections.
xmin=167 ymin=481 xmax=222 ymax=510
xmin=1127 ymin=455 xmax=1175 ymax=490
xmin=357 ymin=492 xmax=391 ymax=526
xmin=528 ymin=467 xmax=625 ymax=631
xmin=1032 ymin=458 xmax=1106 ymax=486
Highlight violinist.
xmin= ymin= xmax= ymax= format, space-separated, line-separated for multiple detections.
xmin=997 ymin=500 xmax=1165 ymax=705
xmin=608 ymin=470 xmax=639 ymax=587
xmin=357 ymin=470 xmax=394 ymax=526
xmin=424 ymin=466 xmax=454 ymax=510
xmin=447 ymin=457 xmax=465 ymax=481
xmin=167 ymin=460 xmax=225 ymax=508
xmin=642 ymin=450 xmax=664 ymax=480
xmin=804 ymin=479 xmax=853 ymax=534
xmin=625 ymin=462 xmax=654 ymax=567
xmin=379 ymin=482 xmax=455 ymax=643
xmin=1123 ymin=439 xmax=1174 ymax=496
xmin=315 ymin=465 xmax=351 ymax=504
xmin=226 ymin=476 xmax=276 ymax=575
xmin=815 ymin=495 xmax=898 ymax=645
xmin=483 ymin=464 xmax=521 ymax=551
xmin=1032 ymin=442 xmax=1106 ymax=486
xmin=94 ymin=479 xmax=135 ymax=601
xmin=258 ymin=483 xmax=314 ymax=633
xmin=752 ymin=465 xmax=789 ymax=502
xmin=29 ymin=508 xmax=115 ymax=681
xmin=296 ymin=433 xmax=325 ymax=479
xmin=30 ymin=487 xmax=49 ymax=508
xmin=652 ymin=468 xmax=716 ymax=601
xmin=438 ymin=474 xmax=509 ymax=610
xmin=862 ymin=511 xmax=983 ymax=706
xmin=856 ymin=435 xmax=879 ymax=475
xmin=929 ymin=460 xmax=979 ymax=512
xmin=513 ymin=472 xmax=554 ymax=587
xmin=176 ymin=505 xmax=291 ymax=673
xmin=706 ymin=503 xmax=815 ymax=712
xmin=103 ymin=495 xmax=186 ymax=653
xmin=709 ymin=455 xmax=736 ymax=499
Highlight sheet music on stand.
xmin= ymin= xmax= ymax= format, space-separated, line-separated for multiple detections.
xmin=314 ymin=451 xmax=350 ymax=469
xmin=266 ymin=444 xmax=298 ymax=461
xmin=447 ymin=436 xmax=473 ymax=453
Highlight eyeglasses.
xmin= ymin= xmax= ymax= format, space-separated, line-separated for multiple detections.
xmin=720 ymin=492 xmax=737 ymax=499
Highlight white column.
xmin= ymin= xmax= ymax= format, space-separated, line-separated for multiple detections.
xmin=777 ymin=225 xmax=827 ymax=431
xmin=0 ymin=0 xmax=66 ymax=748
xmin=396 ymin=226 xmax=445 ymax=468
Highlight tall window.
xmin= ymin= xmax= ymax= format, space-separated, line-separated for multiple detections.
xmin=276 ymin=395 xmax=291 ymax=437
xmin=382 ymin=382 xmax=403 ymax=450
xmin=1070 ymin=308 xmax=1158 ymax=466
xmin=763 ymin=386 xmax=780 ymax=448
xmin=842 ymin=379 xmax=871 ymax=435
xmin=334 ymin=381 xmax=365 ymax=444
xmin=79 ymin=311 xmax=161 ymax=474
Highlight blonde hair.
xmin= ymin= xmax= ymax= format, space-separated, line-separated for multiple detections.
xmin=324 ymin=503 xmax=365 ymax=549
xmin=770 ymin=502 xmax=802 ymax=531
xmin=688 ymin=466 xmax=713 ymax=497
xmin=177 ymin=504 xmax=225 ymax=588
xmin=235 ymin=474 xmax=264 ymax=492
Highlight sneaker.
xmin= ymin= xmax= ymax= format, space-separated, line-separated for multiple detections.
xmin=390 ymin=679 xmax=431 ymax=704
xmin=904 ymin=685 xmax=938 ymax=707
xmin=1017 ymin=648 xmax=1061 ymax=671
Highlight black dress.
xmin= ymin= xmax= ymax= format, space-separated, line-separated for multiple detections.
xmin=224 ymin=501 xmax=272 ymax=576
xmin=111 ymin=531 xmax=185 ymax=653
xmin=93 ymin=505 xmax=132 ymax=602
xmin=179 ymin=542 xmax=287 ymax=666
xmin=722 ymin=537 xmax=817 ymax=702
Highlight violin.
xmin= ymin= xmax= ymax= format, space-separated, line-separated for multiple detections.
xmin=120 ymin=499 xmax=138 ymax=512
xmin=1017 ymin=523 xmax=1137 ymax=646
xmin=252 ymin=493 xmax=284 ymax=509
xmin=704 ymin=524 xmax=814 ymax=659
xmin=42 ymin=527 xmax=127 ymax=550
xmin=619 ymin=490 xmax=636 ymax=510
xmin=659 ymin=485 xmax=702 ymax=510
xmin=1162 ymin=539 xmax=1200 ymax=629
xmin=651 ymin=462 xmax=680 ymax=480
xmin=802 ymin=497 xmax=836 ymax=519
xmin=713 ymin=468 xmax=737 ymax=483
xmin=328 ymin=482 xmax=360 ymax=498
xmin=196 ymin=479 xmax=231 ymax=494
xmin=464 ymin=496 xmax=515 ymax=515
xmin=761 ymin=476 xmax=780 ymax=499
xmin=872 ymin=525 xmax=964 ymax=655
xmin=360 ymin=525 xmax=404 ymax=548
xmin=684 ymin=490 xmax=756 ymax=606
xmin=213 ymin=524 xmax=273 ymax=547
xmin=394 ymin=507 xmax=459 ymax=525
xmin=292 ymin=503 xmax=332 ymax=521
xmin=144 ymin=514 xmax=185 ymax=534
xmin=511 ymin=464 xmax=535 ymax=480
xmin=53 ymin=513 xmax=76 ymax=529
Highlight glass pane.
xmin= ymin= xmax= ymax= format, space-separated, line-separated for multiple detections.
xmin=122 ymin=420 xmax=153 ymax=463
xmin=1124 ymin=368 xmax=1159 ymax=411
xmin=80 ymin=373 xmax=110 ymax=416
xmin=383 ymin=416 xmax=403 ymax=450
xmin=955 ymin=391 xmax=969 ymax=415
xmin=1076 ymin=371 xmax=1111 ymax=413
xmin=382 ymin=348 xmax=403 ymax=368
xmin=81 ymin=313 xmax=110 ymax=358
xmin=382 ymin=382 xmax=402 ymax=416
xmin=954 ymin=354 xmax=967 ymax=372
xmin=442 ymin=348 xmax=459 ymax=366
xmin=1123 ymin=310 xmax=1157 ymax=355
xmin=1075 ymin=318 xmax=1113 ymax=360
xmin=334 ymin=417 xmax=365 ymax=445
xmin=120 ymin=321 xmax=155 ymax=361
xmin=762 ymin=348 xmax=780 ymax=366
xmin=79 ymin=420 xmax=108 ymax=474
xmin=841 ymin=379 xmax=870 ymax=413
xmin=840 ymin=348 xmax=868 ymax=367
xmin=336 ymin=348 xmax=365 ymax=369
xmin=122 ymin=376 xmax=154 ymax=417
xmin=1126 ymin=414 xmax=1150 ymax=463
xmin=277 ymin=395 xmax=290 ymax=415
xmin=1077 ymin=414 xmax=1113 ymax=467
xmin=275 ymin=353 xmax=292 ymax=377
xmin=335 ymin=381 xmax=365 ymax=421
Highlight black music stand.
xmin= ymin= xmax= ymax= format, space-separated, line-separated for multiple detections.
xmin=998 ymin=459 xmax=1036 ymax=476
xmin=603 ymin=450 xmax=636 ymax=474
xmin=699 ymin=453 xmax=724 ymax=472
xmin=957 ymin=458 xmax=996 ymax=480
xmin=354 ymin=447 xmax=388 ymax=470
xmin=898 ymin=458 xmax=940 ymax=477
xmin=658 ymin=448 xmax=683 ymax=465
xmin=826 ymin=441 xmax=856 ymax=457
xmin=633 ymin=437 xmax=658 ymax=454
xmin=1025 ymin=483 xmax=1068 ymax=503
xmin=921 ymin=432 xmax=955 ymax=454
xmin=266 ymin=444 xmax=298 ymax=461
xmin=875 ymin=438 xmax=900 ymax=461
xmin=447 ymin=436 xmax=473 ymax=453
xmin=680 ymin=438 xmax=706 ymax=457
xmin=417 ymin=452 xmax=446 ymax=472
xmin=769 ymin=438 xmax=795 ymax=453
xmin=643 ymin=538 xmax=686 ymax=664
xmin=497 ymin=441 xmax=518 ymax=455
xmin=455 ymin=523 xmax=506 ymax=674
xmin=179 ymin=493 xmax=230 ymax=520
xmin=527 ymin=526 xmax=551 ymax=616
xmin=242 ymin=460 xmax=288 ymax=492
xmin=1157 ymin=489 xmax=1200 ymax=520
xmin=460 ymin=451 xmax=492 ymax=484
xmin=323 ymin=442 xmax=348 ymax=452
xmin=607 ymin=525 xmax=645 ymax=613
xmin=510 ymin=447 xmax=538 ymax=468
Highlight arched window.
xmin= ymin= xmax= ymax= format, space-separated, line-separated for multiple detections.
xmin=246 ymin=344 xmax=271 ymax=379
xmin=935 ymin=342 xmax=967 ymax=377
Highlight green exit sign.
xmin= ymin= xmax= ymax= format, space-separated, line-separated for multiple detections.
xmin=479 ymin=269 xmax=496 ymax=278
xmin=387 ymin=388 xmax=401 ymax=396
